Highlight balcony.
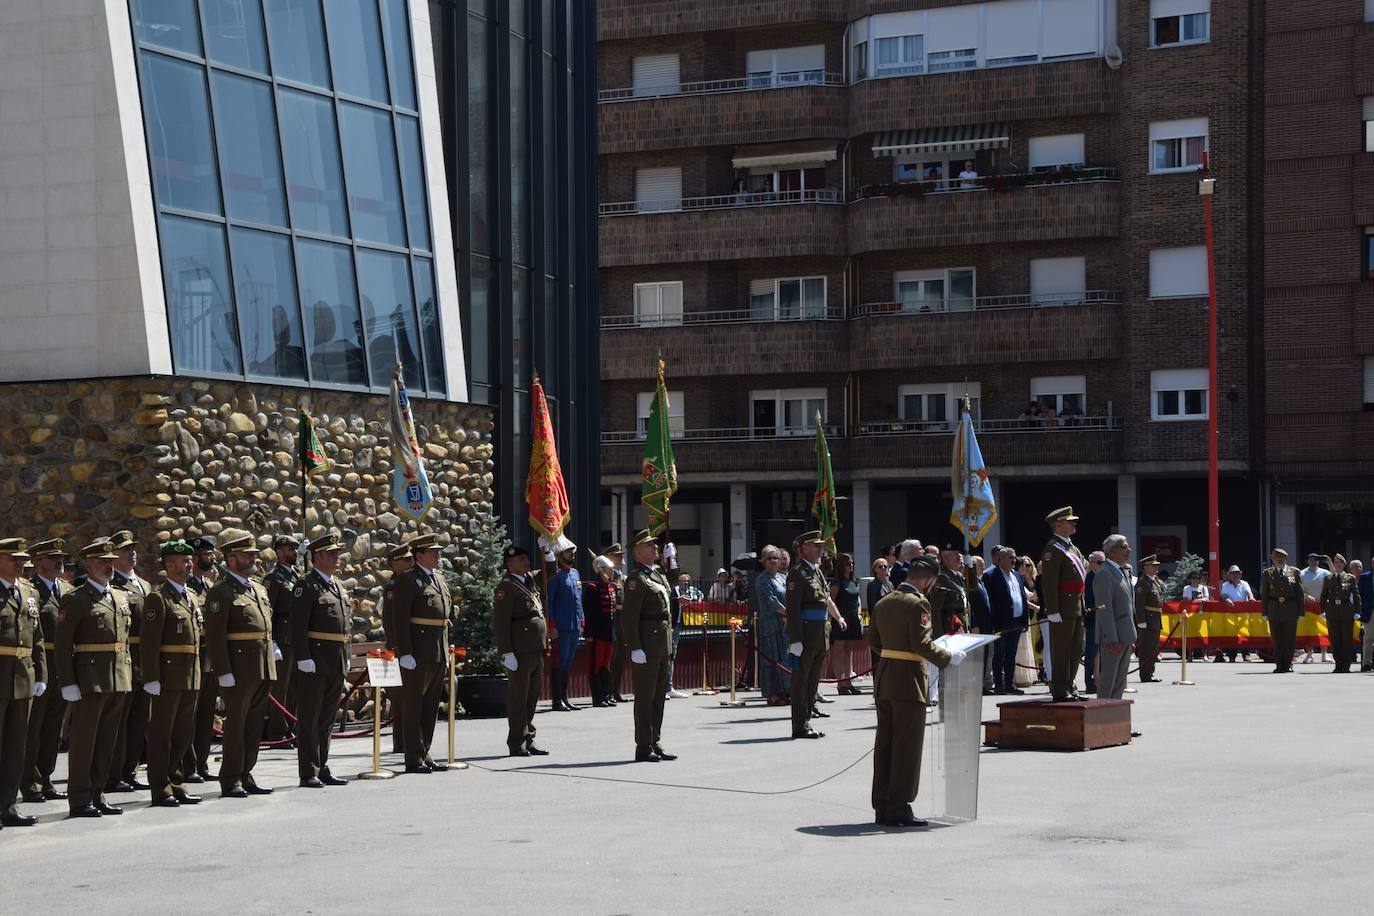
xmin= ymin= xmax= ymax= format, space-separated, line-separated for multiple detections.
xmin=598 ymin=0 xmax=848 ymax=41
xmin=601 ymin=426 xmax=847 ymax=478
xmin=849 ymin=292 xmax=1122 ymax=370
xmin=847 ymin=170 xmax=1121 ymax=253
xmin=599 ymin=74 xmax=848 ymax=154
xmin=599 ymin=191 xmax=847 ymax=267
xmin=849 ymin=417 xmax=1124 ymax=472
xmin=600 ymin=306 xmax=846 ymax=380
xmin=848 ymin=57 xmax=1118 ymax=136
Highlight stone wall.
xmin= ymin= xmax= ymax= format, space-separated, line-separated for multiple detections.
xmin=0 ymin=376 xmax=495 ymax=638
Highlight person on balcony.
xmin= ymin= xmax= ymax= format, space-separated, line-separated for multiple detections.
xmin=958 ymin=161 xmax=980 ymax=190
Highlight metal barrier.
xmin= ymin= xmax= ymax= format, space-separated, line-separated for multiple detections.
xmin=851 ymin=289 xmax=1120 ymax=318
xmin=599 ymin=70 xmax=844 ymax=102
xmin=600 ymin=187 xmax=841 ymax=216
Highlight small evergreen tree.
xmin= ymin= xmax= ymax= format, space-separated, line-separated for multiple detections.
xmin=1162 ymin=552 xmax=1205 ymax=600
xmin=445 ymin=512 xmax=512 ymax=676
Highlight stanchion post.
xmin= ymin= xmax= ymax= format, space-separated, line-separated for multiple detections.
xmin=693 ymin=603 xmax=718 ymax=696
xmin=448 ymin=645 xmax=468 ymax=769
xmin=358 ymin=651 xmax=396 ymax=779
xmin=720 ymin=618 xmax=745 ymax=707
xmin=1173 ymin=604 xmax=1196 ymax=686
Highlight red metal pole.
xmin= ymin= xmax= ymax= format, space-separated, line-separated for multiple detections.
xmin=1203 ymin=153 xmax=1221 ymax=592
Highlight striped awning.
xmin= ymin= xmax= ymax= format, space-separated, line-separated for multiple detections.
xmin=732 ymin=140 xmax=839 ymax=170
xmin=871 ymin=123 xmax=1011 ymax=157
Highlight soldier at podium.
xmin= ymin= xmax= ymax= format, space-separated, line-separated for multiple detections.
xmin=1039 ymin=507 xmax=1088 ymax=701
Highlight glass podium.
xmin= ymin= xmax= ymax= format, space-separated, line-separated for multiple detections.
xmin=917 ymin=633 xmax=999 ymax=823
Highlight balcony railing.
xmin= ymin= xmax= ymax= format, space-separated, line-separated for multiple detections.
xmin=603 ymin=425 xmax=843 ymax=445
xmin=602 ymin=304 xmax=846 ymax=329
xmin=599 ymin=71 xmax=845 ymax=102
xmin=600 ymin=188 xmax=841 ymax=217
xmin=852 ymin=290 xmax=1120 ymax=319
xmin=853 ymin=416 xmax=1120 ymax=437
xmin=853 ymin=166 xmax=1120 ymax=201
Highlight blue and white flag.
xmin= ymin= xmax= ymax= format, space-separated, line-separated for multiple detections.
xmin=389 ymin=364 xmax=433 ymax=521
xmin=950 ymin=398 xmax=997 ymax=547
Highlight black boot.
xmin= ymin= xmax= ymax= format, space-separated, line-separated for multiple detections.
xmin=592 ymin=670 xmax=609 ymax=707
xmin=559 ymin=670 xmax=579 ymax=711
xmin=550 ymin=670 xmax=566 ymax=711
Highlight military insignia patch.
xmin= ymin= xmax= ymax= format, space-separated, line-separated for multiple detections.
xmin=146 ymin=607 xmax=157 ymax=621
xmin=495 ymin=587 xmax=507 ymax=599
xmin=294 ymin=587 xmax=303 ymax=597
xmin=1042 ymin=552 xmax=1053 ymax=563
xmin=921 ymin=610 xmax=931 ymax=626
xmin=626 ymin=579 xmax=638 ymax=591
xmin=209 ymin=602 xmax=220 ymax=614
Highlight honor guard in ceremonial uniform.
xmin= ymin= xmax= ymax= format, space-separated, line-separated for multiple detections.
xmin=184 ymin=535 xmax=218 ymax=782
xmin=55 ymin=540 xmax=133 ymax=818
xmin=380 ymin=542 xmax=414 ymax=754
xmin=264 ymin=534 xmax=301 ymax=740
xmin=604 ymin=543 xmax=629 ymax=703
xmin=289 ymin=532 xmax=351 ymax=788
xmin=584 ymin=555 xmax=619 ymax=707
xmin=1322 ymin=554 xmax=1358 ymax=673
xmin=0 ymin=538 xmax=44 ymax=828
xmin=868 ymin=556 xmax=958 ymax=828
xmin=620 ymin=531 xmax=676 ymax=761
xmin=22 ymin=539 xmax=68 ymax=803
xmin=494 ymin=546 xmax=549 ymax=756
xmin=108 ymin=530 xmax=151 ymax=793
xmin=139 ymin=539 xmax=204 ymax=808
xmin=786 ymin=530 xmax=832 ymax=739
xmin=206 ymin=532 xmax=277 ymax=798
xmin=1261 ymin=549 xmax=1303 ymax=672
xmin=1039 ymin=507 xmax=1088 ymax=701
xmin=1133 ymin=556 xmax=1165 ymax=683
xmin=391 ymin=533 xmax=458 ymax=773
xmin=929 ymin=545 xmax=970 ymax=635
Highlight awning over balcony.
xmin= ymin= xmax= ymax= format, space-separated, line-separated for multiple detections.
xmin=871 ymin=123 xmax=1011 ymax=157
xmin=731 ymin=139 xmax=838 ymax=169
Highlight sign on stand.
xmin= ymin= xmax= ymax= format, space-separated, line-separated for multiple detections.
xmin=366 ymin=656 xmax=404 ymax=688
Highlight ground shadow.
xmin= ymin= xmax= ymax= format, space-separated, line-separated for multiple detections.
xmin=718 ymin=736 xmax=795 ymax=745
xmin=797 ymin=820 xmax=957 ymax=838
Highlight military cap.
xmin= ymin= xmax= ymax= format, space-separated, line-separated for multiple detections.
xmin=273 ymin=533 xmax=302 ymax=549
xmin=796 ymin=529 xmax=826 ymax=546
xmin=385 ymin=543 xmax=413 ymax=562
xmin=190 ymin=536 xmax=217 ymax=553
xmin=602 ymin=542 xmax=624 ymax=556
xmin=159 ymin=539 xmax=196 ymax=557
xmin=629 ymin=529 xmax=657 ymax=548
xmin=28 ymin=538 xmax=64 ymax=557
xmin=503 ymin=545 xmax=529 ymax=562
xmin=308 ymin=531 xmax=343 ymax=553
xmin=409 ymin=533 xmax=441 ymax=552
xmin=77 ymin=540 xmax=120 ymax=561
xmin=107 ymin=529 xmax=136 ymax=551
xmin=909 ymin=556 xmax=940 ymax=577
xmin=939 ymin=542 xmax=960 ymax=553
xmin=0 ymin=537 xmax=31 ymax=560
xmin=219 ymin=532 xmax=257 ymax=554
xmin=1333 ymin=553 xmax=1347 ymax=565
xmin=1140 ymin=555 xmax=1160 ymax=566
xmin=556 ymin=540 xmax=578 ymax=556
xmin=1271 ymin=547 xmax=1288 ymax=558
xmin=1045 ymin=506 xmax=1080 ymax=524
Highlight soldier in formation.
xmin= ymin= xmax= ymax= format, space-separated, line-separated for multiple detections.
xmin=494 ymin=545 xmax=549 ymax=757
xmin=0 ymin=538 xmax=44 ymax=829
xmin=620 ymin=530 xmax=676 ymax=761
xmin=1134 ymin=555 xmax=1165 ymax=683
xmin=391 ymin=533 xmax=458 ymax=773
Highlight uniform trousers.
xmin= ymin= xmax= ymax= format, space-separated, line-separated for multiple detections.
xmin=871 ymin=694 xmax=925 ymax=819
xmin=183 ymin=678 xmax=217 ymax=776
xmin=1096 ymin=641 xmax=1132 ymax=700
xmin=610 ymin=639 xmax=627 ymax=698
xmin=790 ymin=619 xmax=829 ymax=733
xmin=113 ymin=689 xmax=149 ymax=782
xmin=267 ymin=646 xmax=295 ymax=738
xmin=1327 ymin=609 xmax=1356 ymax=670
xmin=220 ymin=680 xmax=270 ymax=788
xmin=1362 ymin=618 xmax=1374 ymax=667
xmin=294 ymin=670 xmax=343 ymax=779
xmin=386 ymin=685 xmax=404 ymax=753
xmin=1269 ymin=615 xmax=1298 ymax=669
xmin=1048 ymin=615 xmax=1084 ymax=698
xmin=0 ymin=696 xmax=32 ymax=815
xmin=146 ymin=688 xmax=197 ymax=800
xmin=506 ymin=651 xmax=543 ymax=752
xmin=402 ymin=660 xmax=444 ymax=764
xmin=1136 ymin=612 xmax=1163 ymax=680
xmin=22 ymin=683 xmax=64 ymax=794
xmin=67 ymin=692 xmax=126 ymax=811
xmin=631 ymin=654 xmax=670 ymax=752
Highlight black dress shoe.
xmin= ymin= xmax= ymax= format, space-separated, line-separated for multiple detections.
xmin=405 ymin=762 xmax=433 ymax=773
xmin=94 ymin=802 xmax=123 ymax=815
xmin=150 ymin=796 xmax=181 ymax=809
xmin=1142 ymin=676 xmax=1162 ymax=683
xmin=104 ymin=780 xmax=134 ymax=793
xmin=887 ymin=816 xmax=929 ymax=828
xmin=1006 ymin=687 xmax=1025 ymax=695
xmin=652 ymin=746 xmax=677 ymax=761
xmin=634 ymin=750 xmax=661 ymax=762
xmin=125 ymin=777 xmax=150 ymax=791
xmin=183 ymin=772 xmax=204 ymax=784
xmin=526 ymin=745 xmax=549 ymax=756
xmin=792 ymin=729 xmax=824 ymax=739
xmin=319 ymin=773 xmax=347 ymax=787
xmin=810 ymin=708 xmax=830 ymax=718
xmin=173 ymin=792 xmax=202 ymax=805
xmin=2 ymin=812 xmax=38 ymax=827
xmin=221 ymin=784 xmax=249 ymax=799
xmin=196 ymin=769 xmax=214 ymax=782
xmin=814 ymin=693 xmax=833 ymax=703
xmin=300 ymin=777 xmax=324 ymax=788
xmin=244 ymin=783 xmax=274 ymax=795
xmin=1130 ymin=731 xmax=1143 ymax=738
xmin=22 ymin=790 xmax=46 ymax=803
xmin=69 ymin=803 xmax=102 ymax=818
xmin=42 ymin=786 xmax=67 ymax=801
xmin=506 ymin=750 xmax=530 ymax=758
xmin=424 ymin=760 xmax=448 ymax=772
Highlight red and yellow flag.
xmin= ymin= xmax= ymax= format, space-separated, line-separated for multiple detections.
xmin=525 ymin=376 xmax=572 ymax=552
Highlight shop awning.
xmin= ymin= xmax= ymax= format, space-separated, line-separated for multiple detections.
xmin=871 ymin=123 xmax=1011 ymax=157
xmin=731 ymin=140 xmax=839 ymax=170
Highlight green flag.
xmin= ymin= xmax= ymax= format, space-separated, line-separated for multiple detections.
xmin=812 ymin=414 xmax=838 ymax=552
xmin=640 ymin=359 xmax=677 ymax=536
xmin=298 ymin=409 xmax=334 ymax=478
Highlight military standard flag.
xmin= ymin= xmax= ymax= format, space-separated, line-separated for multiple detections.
xmin=298 ymin=409 xmax=334 ymax=477
xmin=812 ymin=414 xmax=839 ymax=552
xmin=525 ymin=375 xmax=574 ymax=553
xmin=640 ymin=359 xmax=677 ymax=536
xmin=950 ymin=397 xmax=998 ymax=547
xmin=389 ymin=363 xmax=434 ymax=521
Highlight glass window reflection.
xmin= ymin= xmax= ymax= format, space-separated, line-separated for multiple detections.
xmin=211 ymin=72 xmax=287 ymax=226
xmin=469 ymin=254 xmax=489 ymax=385
xmin=380 ymin=0 xmax=417 ymax=111
xmin=201 ymin=0 xmax=269 ymax=73
xmin=277 ymin=88 xmax=350 ymax=237
xmin=296 ymin=239 xmax=368 ymax=386
xmin=512 ymin=265 xmax=529 ymax=384
xmin=323 ymin=0 xmax=391 ymax=103
xmin=133 ymin=0 xmax=203 ymax=56
xmin=467 ymin=13 xmax=489 ymax=254
xmin=395 ymin=115 xmax=431 ymax=251
xmin=412 ymin=257 xmax=445 ymax=394
xmin=262 ymin=0 xmax=332 ymax=88
xmin=356 ymin=248 xmax=423 ymax=390
xmin=510 ymin=34 xmax=527 ymax=265
xmin=229 ymin=227 xmax=306 ymax=380
xmin=161 ymin=215 xmax=241 ymax=375
xmin=338 ymin=102 xmax=407 ymax=247
xmin=141 ymin=52 xmax=222 ymax=215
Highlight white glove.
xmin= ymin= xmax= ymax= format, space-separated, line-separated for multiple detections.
xmin=143 ymin=680 xmax=162 ymax=696
xmin=947 ymin=649 xmax=968 ymax=666
xmin=34 ymin=682 xmax=46 ymax=698
xmin=62 ymin=685 xmax=81 ymax=703
xmin=1045 ymin=613 xmax=1062 ymax=623
xmin=297 ymin=659 xmax=316 ymax=674
xmin=218 ymin=673 xmax=236 ymax=688
xmin=502 ymin=653 xmax=517 ymax=671
xmin=273 ymin=642 xmax=283 ymax=662
xmin=399 ymin=654 xmax=417 ymax=670
xmin=789 ymin=642 xmax=803 ymax=656
xmin=631 ymin=649 xmax=647 ymax=665
xmin=1137 ymin=622 xmax=1148 ymax=630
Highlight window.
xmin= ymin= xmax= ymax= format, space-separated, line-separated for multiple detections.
xmin=745 ymin=166 xmax=828 ymax=199
xmin=875 ymin=34 xmax=924 ymax=76
xmin=1030 ymin=257 xmax=1087 ymax=304
xmin=632 ymin=53 xmax=680 ymax=97
xmin=637 ymin=391 xmax=684 ymax=438
xmin=1365 ymin=228 xmax=1374 ymax=280
xmin=853 ymin=40 xmax=867 ymax=80
xmin=1149 ymin=246 xmax=1208 ymax=298
xmin=1364 ymin=357 xmax=1374 ymax=409
xmin=1029 ymin=134 xmax=1086 ymax=171
xmin=131 ymin=0 xmax=443 ymax=393
xmin=1150 ymin=117 xmax=1209 ymax=173
xmin=1368 ymin=0 xmax=1374 ymax=23
xmin=1042 ymin=0 xmax=1100 ymax=59
xmin=1152 ymin=369 xmax=1208 ymax=421
xmin=751 ymin=389 xmax=826 ymax=437
xmin=748 ymin=277 xmax=826 ymax=320
xmin=985 ymin=0 xmax=1039 ymax=67
xmin=928 ymin=48 xmax=975 ymax=72
xmin=633 ymin=281 xmax=683 ymax=326
xmin=1151 ymin=1 xmax=1210 ymax=47
xmin=1364 ymin=97 xmax=1374 ymax=154
xmin=746 ymin=45 xmax=825 ymax=87
xmin=634 ymin=166 xmax=682 ymax=212
xmin=894 ymin=268 xmax=975 ymax=312
xmin=899 ymin=383 xmax=980 ymax=432
xmin=926 ymin=5 xmax=978 ymax=72
xmin=1031 ymin=376 xmax=1086 ymax=417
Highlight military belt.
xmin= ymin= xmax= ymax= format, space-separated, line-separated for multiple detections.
xmin=801 ymin=608 xmax=829 ymax=622
xmin=42 ymin=641 xmax=55 ymax=650
xmin=306 ymin=630 xmax=348 ymax=643
xmin=409 ymin=617 xmax=448 ymax=626
xmin=0 ymin=644 xmax=33 ymax=658
xmin=879 ymin=649 xmax=924 ymax=662
xmin=128 ymin=636 xmax=140 ymax=645
xmin=160 ymin=645 xmax=198 ymax=655
xmin=1058 ymin=582 xmax=1085 ymax=594
xmin=74 ymin=642 xmax=126 ymax=653
xmin=226 ymin=631 xmax=271 ymax=641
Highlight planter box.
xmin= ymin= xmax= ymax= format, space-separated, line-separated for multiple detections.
xmin=457 ymin=674 xmax=508 ymax=719
xmin=987 ymin=698 xmax=1132 ymax=751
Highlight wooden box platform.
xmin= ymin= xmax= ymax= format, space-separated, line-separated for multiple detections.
xmin=984 ymin=698 xmax=1133 ymax=751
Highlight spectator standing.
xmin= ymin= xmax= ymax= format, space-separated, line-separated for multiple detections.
xmin=755 ymin=547 xmax=791 ymax=705
xmin=890 ymin=540 xmax=921 ymax=588
xmin=958 ymin=160 xmax=979 ymax=190
xmin=1083 ymin=550 xmax=1105 ymax=694
xmin=827 ymin=554 xmax=864 ymax=695
xmin=1298 ymin=553 xmax=1330 ymax=664
xmin=966 ymin=555 xmax=995 ymax=693
xmin=983 ymin=546 xmax=1029 ymax=695
xmin=665 ymin=570 xmax=693 ymax=700
xmin=706 ymin=569 xmax=732 ymax=604
xmin=675 ymin=574 xmax=701 ymax=601
xmin=867 ymin=558 xmax=894 ymax=612
xmin=1095 ymin=535 xmax=1137 ymax=701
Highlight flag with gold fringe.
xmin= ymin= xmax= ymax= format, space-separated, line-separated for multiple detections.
xmin=950 ymin=397 xmax=997 ymax=547
xmin=640 ymin=359 xmax=677 ymax=536
xmin=811 ymin=414 xmax=838 ymax=552
xmin=389 ymin=363 xmax=433 ymax=521
xmin=297 ymin=409 xmax=334 ymax=478
xmin=525 ymin=375 xmax=573 ymax=553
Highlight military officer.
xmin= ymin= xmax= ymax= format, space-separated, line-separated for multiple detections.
xmin=786 ymin=530 xmax=832 ymax=739
xmin=868 ymin=556 xmax=959 ymax=828
xmin=206 ymin=531 xmax=277 ymax=798
xmin=22 ymin=538 xmax=67 ymax=803
xmin=928 ymin=544 xmax=970 ymax=635
xmin=290 ymin=532 xmax=351 ymax=788
xmin=391 ymin=533 xmax=459 ymax=773
xmin=183 ymin=535 xmax=218 ymax=782
xmin=1 ymin=538 xmax=45 ymax=828
xmin=380 ymin=541 xmax=414 ymax=754
xmin=493 ymin=545 xmax=549 ymax=757
xmin=620 ymin=531 xmax=676 ymax=761
xmin=604 ymin=543 xmax=629 ymax=703
xmin=1321 ymin=553 xmax=1358 ymax=673
xmin=264 ymin=534 xmax=301 ymax=741
xmin=1260 ymin=548 xmax=1303 ymax=673
xmin=55 ymin=540 xmax=134 ymax=818
xmin=1039 ymin=506 xmax=1088 ymax=701
xmin=108 ymin=529 xmax=151 ymax=793
xmin=139 ymin=539 xmax=204 ymax=807
xmin=1133 ymin=555 xmax=1165 ymax=683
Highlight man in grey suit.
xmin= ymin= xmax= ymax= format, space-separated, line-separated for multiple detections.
xmin=1095 ymin=535 xmax=1137 ymax=701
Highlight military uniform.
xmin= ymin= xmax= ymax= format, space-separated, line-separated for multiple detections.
xmin=289 ymin=554 xmax=351 ymax=784
xmin=379 ymin=542 xmax=412 ymax=754
xmin=868 ymin=577 xmax=950 ymax=826
xmin=139 ymin=546 xmax=203 ymax=805
xmin=619 ymin=533 xmax=674 ymax=760
xmin=263 ymin=544 xmax=300 ymax=740
xmin=22 ymin=539 xmax=68 ymax=802
xmin=1321 ymin=558 xmax=1358 ymax=673
xmin=183 ymin=538 xmax=218 ymax=781
xmin=603 ymin=544 xmax=629 ymax=702
xmin=109 ymin=542 xmax=151 ymax=791
xmin=1133 ymin=560 xmax=1165 ymax=683
xmin=786 ymin=541 xmax=831 ymax=738
xmin=1260 ymin=554 xmax=1303 ymax=673
xmin=391 ymin=535 xmax=458 ymax=770
xmin=1039 ymin=507 xmax=1087 ymax=701
xmin=54 ymin=543 xmax=133 ymax=816
xmin=206 ymin=542 xmax=276 ymax=795
xmin=1 ymin=539 xmax=44 ymax=826
xmin=928 ymin=567 xmax=969 ymax=635
xmin=493 ymin=551 xmax=548 ymax=755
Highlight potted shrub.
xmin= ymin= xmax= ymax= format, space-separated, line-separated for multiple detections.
xmin=446 ymin=513 xmax=513 ymax=718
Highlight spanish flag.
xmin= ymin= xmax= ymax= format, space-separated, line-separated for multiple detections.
xmin=525 ymin=375 xmax=572 ymax=553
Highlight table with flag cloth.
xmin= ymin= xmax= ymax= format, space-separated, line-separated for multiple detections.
xmin=1159 ymin=599 xmax=1357 ymax=650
